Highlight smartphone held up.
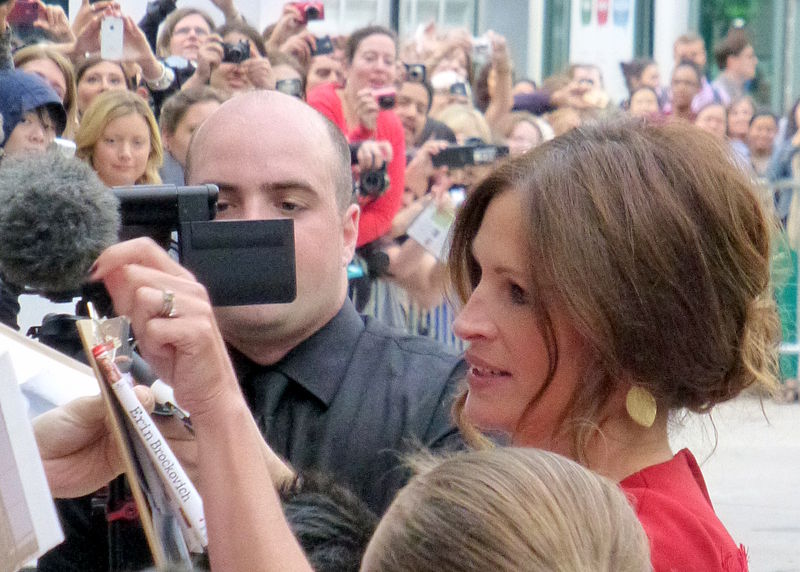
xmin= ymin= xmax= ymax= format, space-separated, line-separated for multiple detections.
xmin=100 ymin=16 xmax=124 ymax=61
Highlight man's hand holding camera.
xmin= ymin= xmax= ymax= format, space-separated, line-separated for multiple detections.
xmin=265 ymin=3 xmax=306 ymax=52
xmin=279 ymin=30 xmax=316 ymax=68
xmin=405 ymin=139 xmax=449 ymax=201
xmin=183 ymin=33 xmax=224 ymax=89
xmin=242 ymin=55 xmax=275 ymax=90
xmin=33 ymin=1 xmax=73 ymax=43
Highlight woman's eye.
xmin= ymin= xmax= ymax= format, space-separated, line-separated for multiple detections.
xmin=509 ymin=283 xmax=528 ymax=305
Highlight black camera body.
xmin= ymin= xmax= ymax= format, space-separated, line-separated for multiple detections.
xmin=358 ymin=165 xmax=390 ymax=199
xmin=222 ymin=40 xmax=251 ymax=64
xmin=373 ymin=87 xmax=396 ymax=110
xmin=276 ymin=78 xmax=303 ymax=98
xmin=449 ymin=82 xmax=469 ymax=98
xmin=349 ymin=143 xmax=390 ymax=200
xmin=312 ymin=35 xmax=334 ymax=56
xmin=431 ymin=144 xmax=509 ymax=169
xmin=404 ymin=63 xmax=426 ymax=83
xmin=114 ymin=185 xmax=296 ymax=307
xmin=291 ymin=1 xmax=324 ymax=23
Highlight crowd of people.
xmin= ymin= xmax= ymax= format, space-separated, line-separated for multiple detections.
xmin=0 ymin=0 xmax=793 ymax=571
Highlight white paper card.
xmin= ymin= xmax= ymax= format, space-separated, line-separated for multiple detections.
xmin=0 ymin=352 xmax=64 ymax=572
xmin=406 ymin=203 xmax=456 ymax=262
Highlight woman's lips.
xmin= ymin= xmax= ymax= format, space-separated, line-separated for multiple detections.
xmin=465 ymin=354 xmax=512 ymax=390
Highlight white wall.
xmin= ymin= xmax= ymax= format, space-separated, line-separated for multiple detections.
xmin=527 ymin=0 xmax=544 ymax=83
xmin=652 ymin=0 xmax=691 ymax=85
xmin=568 ymin=0 xmax=635 ymax=103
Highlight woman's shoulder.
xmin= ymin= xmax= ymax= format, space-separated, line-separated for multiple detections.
xmin=375 ymin=109 xmax=404 ymax=141
xmin=621 ymin=449 xmax=749 ymax=572
xmin=306 ymin=82 xmax=340 ymax=106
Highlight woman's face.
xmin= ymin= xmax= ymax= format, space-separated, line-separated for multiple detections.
xmin=168 ymin=13 xmax=211 ymax=61
xmin=164 ymin=100 xmax=221 ymax=167
xmin=728 ymin=99 xmax=754 ymax=139
xmin=694 ymin=105 xmax=727 ymax=140
xmin=507 ymin=120 xmax=542 ymax=156
xmin=77 ymin=61 xmax=127 ymax=114
xmin=345 ymin=33 xmax=396 ymax=93
xmin=3 ymin=111 xmax=56 ymax=156
xmin=432 ymin=47 xmax=468 ymax=80
xmin=640 ymin=64 xmax=661 ymax=90
xmin=19 ymin=58 xmax=67 ymax=102
xmin=670 ymin=66 xmax=700 ymax=109
xmin=452 ymin=191 xmax=591 ymax=447
xmin=748 ymin=115 xmax=777 ymax=154
xmin=628 ymin=89 xmax=659 ymax=118
xmin=92 ymin=112 xmax=151 ymax=187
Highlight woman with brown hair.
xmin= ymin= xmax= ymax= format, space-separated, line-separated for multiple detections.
xmin=447 ymin=118 xmax=777 ymax=571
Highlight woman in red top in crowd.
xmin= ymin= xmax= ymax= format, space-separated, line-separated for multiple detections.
xmin=447 ymin=118 xmax=777 ymax=572
xmin=306 ymin=25 xmax=405 ymax=248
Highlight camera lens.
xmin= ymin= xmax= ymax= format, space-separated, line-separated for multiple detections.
xmin=306 ymin=6 xmax=320 ymax=18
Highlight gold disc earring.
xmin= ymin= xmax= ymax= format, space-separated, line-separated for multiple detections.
xmin=626 ymin=386 xmax=657 ymax=428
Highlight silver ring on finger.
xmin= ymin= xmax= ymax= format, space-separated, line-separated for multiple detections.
xmin=159 ymin=289 xmax=177 ymax=319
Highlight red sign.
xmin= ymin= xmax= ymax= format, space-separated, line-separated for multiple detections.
xmin=597 ymin=0 xmax=609 ymax=25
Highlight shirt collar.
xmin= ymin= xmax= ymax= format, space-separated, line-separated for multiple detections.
xmin=276 ymin=298 xmax=364 ymax=405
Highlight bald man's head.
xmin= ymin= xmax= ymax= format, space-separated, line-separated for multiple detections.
xmin=186 ymin=91 xmax=353 ymax=213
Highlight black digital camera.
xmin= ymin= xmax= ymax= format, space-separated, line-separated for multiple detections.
xmin=312 ymin=35 xmax=334 ymax=56
xmin=431 ymin=144 xmax=509 ymax=169
xmin=276 ymin=78 xmax=303 ymax=98
xmin=404 ymin=63 xmax=426 ymax=83
xmin=349 ymin=143 xmax=390 ymax=199
xmin=373 ymin=87 xmax=396 ymax=110
xmin=222 ymin=40 xmax=251 ymax=64
xmin=290 ymin=1 xmax=324 ymax=24
xmin=358 ymin=165 xmax=390 ymax=199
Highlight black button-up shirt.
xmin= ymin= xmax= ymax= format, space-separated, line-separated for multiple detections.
xmin=38 ymin=299 xmax=465 ymax=571
xmin=234 ymin=298 xmax=466 ymax=514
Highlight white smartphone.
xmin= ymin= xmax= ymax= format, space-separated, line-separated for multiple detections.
xmin=51 ymin=138 xmax=76 ymax=158
xmin=100 ymin=16 xmax=124 ymax=61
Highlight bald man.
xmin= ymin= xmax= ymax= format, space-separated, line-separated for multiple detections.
xmin=40 ymin=91 xmax=464 ymax=572
xmin=185 ymin=92 xmax=463 ymax=511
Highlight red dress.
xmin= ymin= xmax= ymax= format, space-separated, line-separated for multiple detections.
xmin=306 ymin=82 xmax=406 ymax=248
xmin=620 ymin=449 xmax=749 ymax=572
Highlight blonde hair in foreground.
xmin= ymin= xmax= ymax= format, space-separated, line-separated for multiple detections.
xmin=75 ymin=90 xmax=163 ymax=185
xmin=362 ymin=448 xmax=652 ymax=572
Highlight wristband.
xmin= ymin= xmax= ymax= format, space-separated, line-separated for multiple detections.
xmin=145 ymin=62 xmax=175 ymax=91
